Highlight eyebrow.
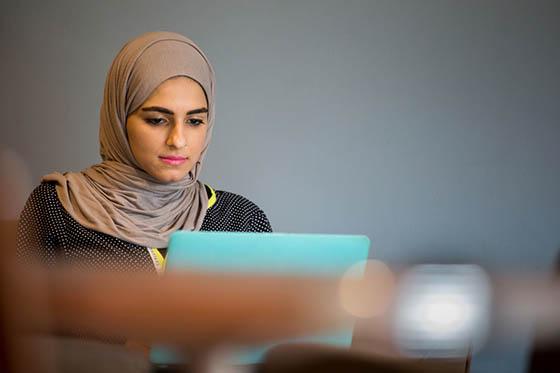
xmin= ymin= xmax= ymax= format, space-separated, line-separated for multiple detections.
xmin=141 ymin=106 xmax=208 ymax=115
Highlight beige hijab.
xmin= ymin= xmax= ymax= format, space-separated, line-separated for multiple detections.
xmin=43 ymin=31 xmax=215 ymax=248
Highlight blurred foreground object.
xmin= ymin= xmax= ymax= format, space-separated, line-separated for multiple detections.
xmin=4 ymin=268 xmax=354 ymax=373
xmin=259 ymin=343 xmax=469 ymax=373
xmin=392 ymin=264 xmax=491 ymax=358
xmin=527 ymin=252 xmax=560 ymax=373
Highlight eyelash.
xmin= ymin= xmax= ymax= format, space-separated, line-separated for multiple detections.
xmin=144 ymin=118 xmax=205 ymax=127
xmin=187 ymin=118 xmax=204 ymax=126
xmin=145 ymin=118 xmax=167 ymax=126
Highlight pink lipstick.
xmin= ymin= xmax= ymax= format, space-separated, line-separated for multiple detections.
xmin=159 ymin=155 xmax=187 ymax=165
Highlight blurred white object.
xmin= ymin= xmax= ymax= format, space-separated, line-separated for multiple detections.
xmin=393 ymin=264 xmax=492 ymax=358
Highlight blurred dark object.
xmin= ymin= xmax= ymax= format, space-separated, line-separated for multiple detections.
xmin=258 ymin=343 xmax=469 ymax=373
xmin=17 ymin=335 xmax=148 ymax=373
xmin=528 ymin=344 xmax=560 ymax=373
xmin=0 ymin=220 xmax=18 ymax=373
xmin=526 ymin=251 xmax=560 ymax=373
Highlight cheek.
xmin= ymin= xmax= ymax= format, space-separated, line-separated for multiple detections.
xmin=127 ymin=126 xmax=143 ymax=157
xmin=196 ymin=130 xmax=208 ymax=154
xmin=127 ymin=120 xmax=155 ymax=162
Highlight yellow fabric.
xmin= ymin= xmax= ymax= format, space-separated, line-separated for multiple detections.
xmin=153 ymin=247 xmax=165 ymax=270
xmin=207 ymin=185 xmax=217 ymax=209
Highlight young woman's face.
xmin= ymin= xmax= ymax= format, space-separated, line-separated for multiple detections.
xmin=126 ymin=76 xmax=208 ymax=183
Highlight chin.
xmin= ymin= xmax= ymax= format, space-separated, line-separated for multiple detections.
xmin=155 ymin=172 xmax=189 ymax=183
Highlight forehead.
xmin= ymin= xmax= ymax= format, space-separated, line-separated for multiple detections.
xmin=142 ymin=76 xmax=207 ymax=109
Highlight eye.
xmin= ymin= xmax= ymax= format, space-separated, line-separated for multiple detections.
xmin=186 ymin=118 xmax=204 ymax=127
xmin=145 ymin=117 xmax=167 ymax=126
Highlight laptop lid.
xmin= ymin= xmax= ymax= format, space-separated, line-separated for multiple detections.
xmin=150 ymin=231 xmax=370 ymax=366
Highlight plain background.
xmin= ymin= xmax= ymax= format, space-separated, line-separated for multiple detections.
xmin=1 ymin=1 xmax=559 ymax=372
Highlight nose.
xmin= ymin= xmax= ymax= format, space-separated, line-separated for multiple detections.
xmin=166 ymin=122 xmax=187 ymax=148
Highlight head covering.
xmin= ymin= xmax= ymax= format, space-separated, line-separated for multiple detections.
xmin=43 ymin=31 xmax=215 ymax=248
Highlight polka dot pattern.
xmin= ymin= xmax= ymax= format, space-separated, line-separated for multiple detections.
xmin=17 ymin=182 xmax=272 ymax=271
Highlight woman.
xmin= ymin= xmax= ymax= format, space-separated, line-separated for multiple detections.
xmin=17 ymin=31 xmax=272 ymax=272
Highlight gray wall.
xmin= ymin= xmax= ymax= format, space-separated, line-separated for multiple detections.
xmin=2 ymin=1 xmax=559 ymax=372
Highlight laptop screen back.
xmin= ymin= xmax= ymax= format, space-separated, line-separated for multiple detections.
xmin=150 ymin=231 xmax=370 ymax=365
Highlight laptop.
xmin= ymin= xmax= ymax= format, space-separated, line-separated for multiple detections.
xmin=150 ymin=231 xmax=370 ymax=366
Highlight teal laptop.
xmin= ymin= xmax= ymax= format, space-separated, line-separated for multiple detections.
xmin=150 ymin=231 xmax=370 ymax=366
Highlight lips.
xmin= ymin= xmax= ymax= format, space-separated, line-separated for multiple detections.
xmin=159 ymin=155 xmax=188 ymax=165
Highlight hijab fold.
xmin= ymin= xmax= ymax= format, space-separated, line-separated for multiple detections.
xmin=43 ymin=31 xmax=215 ymax=248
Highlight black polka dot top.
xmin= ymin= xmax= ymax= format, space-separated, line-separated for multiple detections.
xmin=16 ymin=182 xmax=272 ymax=272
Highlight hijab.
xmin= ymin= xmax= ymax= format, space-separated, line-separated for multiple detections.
xmin=43 ymin=31 xmax=215 ymax=248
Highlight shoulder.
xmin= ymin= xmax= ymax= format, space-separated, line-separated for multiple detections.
xmin=21 ymin=182 xmax=60 ymax=216
xmin=29 ymin=181 xmax=57 ymax=198
xmin=202 ymin=188 xmax=272 ymax=232
xmin=18 ymin=181 xmax=63 ymax=236
xmin=18 ymin=181 xmax=65 ymax=241
xmin=17 ymin=182 xmax=63 ymax=264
